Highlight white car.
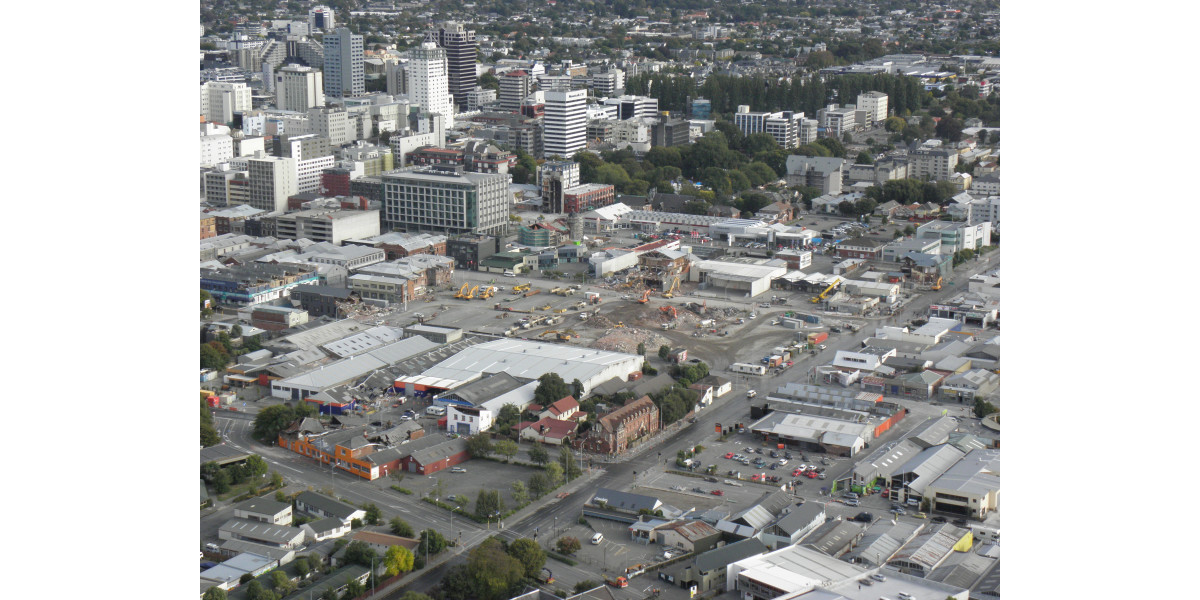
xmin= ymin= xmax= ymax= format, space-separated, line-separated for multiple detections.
xmin=778 ymin=459 xmax=788 ymax=465
xmin=450 ymin=467 xmax=467 ymax=473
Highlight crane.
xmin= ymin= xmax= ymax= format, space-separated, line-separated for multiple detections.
xmin=453 ymin=282 xmax=468 ymax=299
xmin=512 ymin=283 xmax=531 ymax=294
xmin=810 ymin=279 xmax=842 ymax=304
xmin=662 ymin=276 xmax=681 ymax=299
xmin=637 ymin=289 xmax=652 ymax=304
xmin=660 ymin=305 xmax=677 ymax=320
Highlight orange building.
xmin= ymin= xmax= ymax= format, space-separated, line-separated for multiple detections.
xmin=278 ymin=424 xmax=403 ymax=481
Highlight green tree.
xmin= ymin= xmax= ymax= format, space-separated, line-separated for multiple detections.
xmin=343 ymin=540 xmax=377 ymax=567
xmin=884 ymin=116 xmax=907 ymax=132
xmin=243 ymin=581 xmax=266 ymax=600
xmin=636 ymin=342 xmax=646 ymax=355
xmin=936 ymin=117 xmax=964 ymax=142
xmin=855 ymin=151 xmax=874 ymax=165
xmin=213 ymin=469 xmax=232 ymax=494
xmin=245 ymin=455 xmax=269 ymax=478
xmin=570 ymin=379 xmax=583 ymax=399
xmin=973 ymin=398 xmax=998 ymax=418
xmin=544 ymin=462 xmax=563 ymax=488
xmin=743 ymin=132 xmax=780 ymax=155
xmin=466 ymin=538 xmax=526 ymax=600
xmin=815 ymin=137 xmax=846 ymax=157
xmin=556 ymin=536 xmax=581 ymax=555
xmin=475 ymin=489 xmax=504 ymax=519
xmin=478 ymin=71 xmax=500 ymax=91
xmin=419 ymin=529 xmax=448 ymax=556
xmin=533 ymin=373 xmax=571 ymax=406
xmin=727 ymin=169 xmax=751 ymax=193
xmin=511 ymin=481 xmax=528 ymax=505
xmin=201 ymin=344 xmax=228 ymax=370
xmin=202 ymin=587 xmax=228 ymax=600
xmin=384 ymin=545 xmax=415 ymax=576
xmin=658 ymin=344 xmax=671 ymax=360
xmin=399 ymin=593 xmax=433 ymax=600
xmin=528 ymin=472 xmax=550 ymax=498
xmin=494 ymin=439 xmax=519 ymax=461
xmin=270 ymin=471 xmax=283 ymax=488
xmin=201 ymin=413 xmax=221 ymax=448
xmin=466 ymin=433 xmax=494 ymax=458
xmin=252 ymin=404 xmax=304 ymax=442
xmin=345 ymin=580 xmax=365 ymax=599
xmin=507 ymin=538 xmax=546 ymax=578
xmin=390 ymin=517 xmax=414 ymax=537
xmin=269 ymin=569 xmax=294 ymax=594
xmin=528 ymin=444 xmax=549 ymax=465
xmin=574 ymin=580 xmax=600 ymax=593
xmin=559 ymin=445 xmax=581 ymax=480
xmin=292 ymin=557 xmax=310 ymax=578
xmin=492 ymin=404 xmax=522 ymax=435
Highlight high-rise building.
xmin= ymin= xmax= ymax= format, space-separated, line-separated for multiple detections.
xmin=276 ymin=133 xmax=335 ymax=194
xmin=734 ymin=105 xmax=807 ymax=149
xmin=499 ymin=70 xmax=533 ymax=113
xmin=651 ymin=118 xmax=690 ymax=148
xmin=385 ymin=60 xmax=406 ymax=96
xmin=466 ymin=87 xmax=496 ymax=112
xmin=275 ymin=65 xmax=325 ymax=112
xmin=542 ymin=89 xmax=587 ymax=159
xmin=406 ymin=42 xmax=454 ymax=127
xmin=200 ymin=81 xmax=253 ymax=124
xmin=382 ymin=168 xmax=510 ymax=235
xmin=589 ymin=71 xmax=624 ymax=97
xmin=248 ymin=155 xmax=298 ymax=212
xmin=538 ymin=161 xmax=580 ymax=213
xmin=602 ymin=95 xmax=659 ymax=120
xmin=425 ymin=22 xmax=476 ymax=111
xmin=690 ymin=98 xmax=712 ymax=120
xmin=323 ymin=27 xmax=364 ymax=98
xmin=308 ymin=5 xmax=335 ymax=33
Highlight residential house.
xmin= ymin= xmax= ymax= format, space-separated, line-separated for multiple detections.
xmin=294 ymin=491 xmax=367 ymax=526
xmin=301 ymin=516 xmax=352 ymax=542
xmin=233 ymin=497 xmax=294 ymax=526
xmin=518 ymin=417 xmax=579 ymax=445
xmin=538 ymin=396 xmax=581 ymax=421
xmin=655 ymin=520 xmax=722 ymax=554
xmin=218 ymin=518 xmax=307 ymax=549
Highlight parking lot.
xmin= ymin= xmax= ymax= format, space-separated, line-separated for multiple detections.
xmin=397 ymin=458 xmax=554 ymax=526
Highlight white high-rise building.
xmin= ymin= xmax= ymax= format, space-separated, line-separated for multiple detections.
xmin=200 ymin=81 xmax=252 ymax=125
xmin=323 ymin=27 xmax=364 ymax=99
xmin=856 ymin=91 xmax=889 ymax=125
xmin=275 ymin=65 xmax=325 ymax=112
xmin=308 ymin=5 xmax=335 ymax=32
xmin=248 ymin=154 xmax=298 ymax=212
xmin=200 ymin=133 xmax=234 ymax=167
xmin=307 ymin=106 xmax=353 ymax=148
xmin=543 ymin=89 xmax=587 ymax=159
xmin=406 ymin=42 xmax=454 ymax=127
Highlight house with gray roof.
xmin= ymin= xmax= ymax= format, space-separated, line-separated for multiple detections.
xmin=800 ymin=518 xmax=866 ymax=558
xmin=658 ymin=537 xmax=770 ymax=593
xmin=583 ymin=487 xmax=663 ymax=523
xmin=762 ymin=502 xmax=826 ymax=548
xmin=233 ymin=496 xmax=294 ymax=526
xmin=842 ymin=520 xmax=924 ymax=568
xmin=718 ymin=490 xmax=793 ymax=538
xmin=218 ymin=518 xmax=306 ymax=549
xmin=294 ymin=491 xmax=366 ymax=525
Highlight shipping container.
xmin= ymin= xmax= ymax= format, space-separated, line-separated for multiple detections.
xmin=801 ymin=314 xmax=821 ymax=324
xmin=768 ymin=355 xmax=783 ymax=368
xmin=807 ymin=332 xmax=829 ymax=345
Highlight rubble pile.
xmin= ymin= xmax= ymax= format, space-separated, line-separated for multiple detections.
xmin=590 ymin=328 xmax=672 ymax=354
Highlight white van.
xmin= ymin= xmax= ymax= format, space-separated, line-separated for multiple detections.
xmin=591 ymin=532 xmax=604 ymax=545
xmin=425 ymin=406 xmax=446 ymax=416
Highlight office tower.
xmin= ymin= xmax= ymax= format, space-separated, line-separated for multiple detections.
xmin=308 ymin=5 xmax=335 ymax=32
xmin=856 ymin=91 xmax=889 ymax=125
xmin=382 ymin=169 xmax=509 ymax=235
xmin=425 ymin=22 xmax=476 ymax=111
xmin=499 ymin=70 xmax=533 ymax=113
xmin=542 ymin=89 xmax=587 ymax=159
xmin=323 ymin=27 xmax=364 ymax=98
xmin=406 ymin=42 xmax=454 ymax=127
xmin=538 ymin=161 xmax=580 ymax=213
xmin=275 ymin=65 xmax=325 ymax=112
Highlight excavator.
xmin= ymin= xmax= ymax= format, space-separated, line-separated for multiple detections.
xmin=453 ymin=282 xmax=468 ymax=299
xmin=479 ymin=286 xmax=497 ymax=299
xmin=930 ymin=276 xmax=942 ymax=291
xmin=465 ymin=284 xmax=480 ymax=300
xmin=661 ymin=276 xmax=681 ymax=299
xmin=538 ymin=330 xmax=577 ymax=342
xmin=660 ymin=305 xmax=678 ymax=320
xmin=810 ymin=279 xmax=842 ymax=304
xmin=637 ymin=289 xmax=652 ymax=304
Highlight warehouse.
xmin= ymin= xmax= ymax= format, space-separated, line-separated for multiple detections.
xmin=924 ymin=449 xmax=1001 ymax=519
xmin=747 ymin=410 xmax=873 ymax=456
xmin=269 ymin=335 xmax=439 ymax=400
xmin=416 ymin=338 xmax=643 ymax=397
xmin=728 ymin=543 xmax=866 ymax=597
xmin=689 ymin=258 xmax=787 ymax=298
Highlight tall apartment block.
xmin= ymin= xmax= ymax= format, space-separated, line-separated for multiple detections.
xmin=381 ymin=168 xmax=509 ymax=236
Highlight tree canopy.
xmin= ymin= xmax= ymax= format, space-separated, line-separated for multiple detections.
xmin=534 ymin=372 xmax=572 ymax=405
xmin=384 ymin=545 xmax=415 ymax=576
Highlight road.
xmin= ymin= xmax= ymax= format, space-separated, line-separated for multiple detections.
xmin=206 ymin=253 xmax=998 ymax=596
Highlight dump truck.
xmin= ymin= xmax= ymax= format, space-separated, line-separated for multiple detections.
xmin=604 ymin=575 xmax=628 ymax=588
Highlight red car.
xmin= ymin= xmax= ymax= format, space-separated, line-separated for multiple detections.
xmin=805 ymin=471 xmax=819 ymax=479
xmin=710 ymin=489 xmax=724 ymax=496
xmin=750 ymin=474 xmax=763 ymax=481
xmin=792 ymin=469 xmax=803 ymax=477
xmin=725 ymin=452 xmax=735 ymax=459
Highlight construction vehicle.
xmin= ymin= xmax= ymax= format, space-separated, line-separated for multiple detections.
xmin=550 ymin=287 xmax=564 ymax=295
xmin=604 ymin=575 xmax=629 ymax=588
xmin=575 ymin=300 xmax=587 ymax=310
xmin=479 ymin=286 xmax=497 ymax=299
xmin=660 ymin=305 xmax=677 ymax=320
xmin=536 ymin=568 xmax=555 ymax=585
xmin=930 ymin=276 xmax=943 ymax=291
xmin=637 ymin=289 xmax=652 ymax=304
xmin=512 ymin=283 xmax=531 ymax=294
xmin=662 ymin=276 xmax=681 ymax=299
xmin=586 ymin=292 xmax=601 ymax=305
xmin=453 ymin=283 xmax=469 ymax=299
xmin=809 ymin=279 xmax=842 ymax=304
xmin=538 ymin=304 xmax=552 ymax=311
xmin=615 ymin=321 xmax=625 ymax=328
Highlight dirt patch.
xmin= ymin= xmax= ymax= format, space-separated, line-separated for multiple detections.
xmin=590 ymin=327 xmax=673 ymax=354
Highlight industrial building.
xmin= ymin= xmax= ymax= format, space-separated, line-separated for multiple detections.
xmin=688 ymin=258 xmax=788 ymax=298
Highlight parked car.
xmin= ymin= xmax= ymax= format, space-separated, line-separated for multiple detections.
xmin=871 ymin=574 xmax=887 ymax=583
xmin=853 ymin=512 xmax=874 ymax=523
xmin=844 ymin=499 xmax=861 ymax=507
xmin=914 ymin=512 xmax=927 ymax=519
xmin=450 ymin=467 xmax=467 ymax=473
xmin=711 ymin=489 xmax=724 ymax=496
xmin=843 ymin=492 xmax=859 ymax=500
xmin=932 ymin=516 xmax=948 ymax=524
xmin=724 ymin=452 xmax=735 ymax=459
